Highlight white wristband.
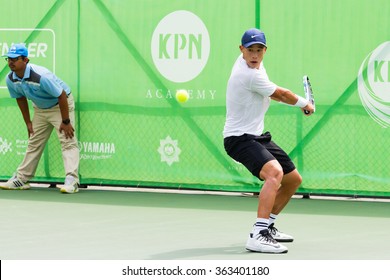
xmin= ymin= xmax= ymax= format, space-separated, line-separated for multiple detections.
xmin=294 ymin=95 xmax=309 ymax=108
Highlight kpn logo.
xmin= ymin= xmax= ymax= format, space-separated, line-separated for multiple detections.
xmin=151 ymin=10 xmax=210 ymax=83
xmin=358 ymin=42 xmax=390 ymax=128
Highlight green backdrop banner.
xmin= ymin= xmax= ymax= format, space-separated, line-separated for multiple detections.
xmin=1 ymin=0 xmax=390 ymax=197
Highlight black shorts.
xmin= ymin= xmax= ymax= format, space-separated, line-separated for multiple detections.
xmin=224 ymin=132 xmax=296 ymax=180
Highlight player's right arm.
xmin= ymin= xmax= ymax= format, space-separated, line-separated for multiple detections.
xmin=270 ymin=86 xmax=314 ymax=115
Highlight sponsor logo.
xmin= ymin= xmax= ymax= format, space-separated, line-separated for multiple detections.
xmin=79 ymin=141 xmax=116 ymax=160
xmin=358 ymin=41 xmax=390 ymax=128
xmin=1 ymin=42 xmax=49 ymax=58
xmin=0 ymin=28 xmax=56 ymax=89
xmin=151 ymin=10 xmax=210 ymax=83
xmin=157 ymin=136 xmax=181 ymax=166
xmin=145 ymin=88 xmax=216 ymax=101
xmin=0 ymin=136 xmax=12 ymax=155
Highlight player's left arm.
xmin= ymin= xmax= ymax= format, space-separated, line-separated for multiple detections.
xmin=270 ymin=86 xmax=299 ymax=104
xmin=270 ymin=86 xmax=314 ymax=115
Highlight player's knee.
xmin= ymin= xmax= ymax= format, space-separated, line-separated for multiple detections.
xmin=295 ymin=172 xmax=303 ymax=186
xmin=289 ymin=170 xmax=303 ymax=190
xmin=260 ymin=160 xmax=283 ymax=183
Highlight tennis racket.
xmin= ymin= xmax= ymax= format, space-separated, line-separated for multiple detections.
xmin=303 ymin=75 xmax=315 ymax=114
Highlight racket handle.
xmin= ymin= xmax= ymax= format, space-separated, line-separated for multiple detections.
xmin=304 ymin=110 xmax=310 ymax=115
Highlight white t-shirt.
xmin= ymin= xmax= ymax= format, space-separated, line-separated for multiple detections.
xmin=223 ymin=55 xmax=277 ymax=138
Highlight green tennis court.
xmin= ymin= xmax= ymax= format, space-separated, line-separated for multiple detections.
xmin=1 ymin=186 xmax=389 ymax=260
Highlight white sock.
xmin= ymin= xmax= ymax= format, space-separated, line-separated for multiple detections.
xmin=253 ymin=218 xmax=269 ymax=234
xmin=269 ymin=213 xmax=277 ymax=226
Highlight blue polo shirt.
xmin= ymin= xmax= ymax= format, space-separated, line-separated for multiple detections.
xmin=6 ymin=63 xmax=71 ymax=109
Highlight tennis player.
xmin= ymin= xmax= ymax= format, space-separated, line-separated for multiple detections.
xmin=0 ymin=44 xmax=80 ymax=194
xmin=223 ymin=28 xmax=314 ymax=253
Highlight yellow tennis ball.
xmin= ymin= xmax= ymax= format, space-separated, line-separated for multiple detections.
xmin=176 ymin=89 xmax=189 ymax=103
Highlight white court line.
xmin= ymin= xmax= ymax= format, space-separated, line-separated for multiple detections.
xmin=25 ymin=183 xmax=390 ymax=203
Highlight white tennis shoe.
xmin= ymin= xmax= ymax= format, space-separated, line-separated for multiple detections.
xmin=0 ymin=175 xmax=30 ymax=190
xmin=246 ymin=229 xmax=288 ymax=253
xmin=268 ymin=223 xmax=294 ymax=242
xmin=60 ymin=176 xmax=79 ymax=194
